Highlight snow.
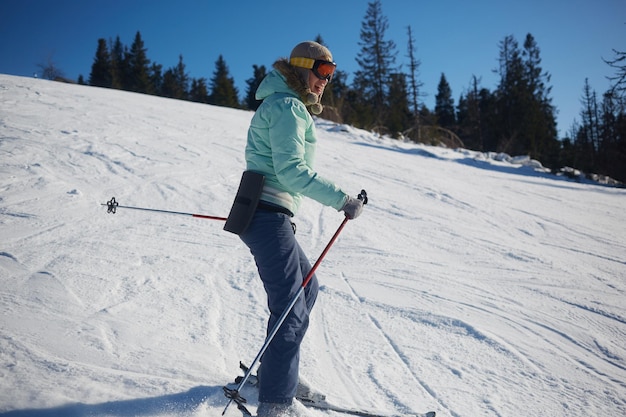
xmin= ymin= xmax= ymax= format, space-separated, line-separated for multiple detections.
xmin=1 ymin=74 xmax=625 ymax=417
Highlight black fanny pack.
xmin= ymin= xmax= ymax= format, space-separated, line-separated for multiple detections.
xmin=223 ymin=171 xmax=265 ymax=235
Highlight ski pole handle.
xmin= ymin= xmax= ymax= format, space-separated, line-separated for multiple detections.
xmin=358 ymin=189 xmax=368 ymax=205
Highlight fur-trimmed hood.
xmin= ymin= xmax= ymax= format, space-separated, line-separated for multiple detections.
xmin=254 ymin=58 xmax=323 ymax=115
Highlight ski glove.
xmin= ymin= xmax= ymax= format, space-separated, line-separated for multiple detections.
xmin=342 ymin=196 xmax=364 ymax=219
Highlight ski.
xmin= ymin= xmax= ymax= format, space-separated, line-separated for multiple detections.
xmin=299 ymin=398 xmax=435 ymax=417
xmin=228 ymin=362 xmax=436 ymax=417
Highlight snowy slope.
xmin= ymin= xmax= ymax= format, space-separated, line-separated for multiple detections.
xmin=1 ymin=74 xmax=625 ymax=417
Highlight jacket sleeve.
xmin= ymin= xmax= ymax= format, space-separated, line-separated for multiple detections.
xmin=268 ymin=98 xmax=348 ymax=211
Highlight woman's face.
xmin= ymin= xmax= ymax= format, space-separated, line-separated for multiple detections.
xmin=308 ymin=70 xmax=328 ymax=96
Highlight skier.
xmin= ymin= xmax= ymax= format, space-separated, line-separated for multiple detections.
xmin=236 ymin=41 xmax=364 ymax=417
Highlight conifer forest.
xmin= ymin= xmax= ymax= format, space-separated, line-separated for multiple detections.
xmin=62 ymin=1 xmax=625 ymax=184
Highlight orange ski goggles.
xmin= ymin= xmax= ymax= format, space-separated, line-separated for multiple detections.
xmin=290 ymin=57 xmax=337 ymax=81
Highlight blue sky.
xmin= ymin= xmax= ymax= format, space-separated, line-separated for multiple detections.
xmin=1 ymin=0 xmax=624 ymax=138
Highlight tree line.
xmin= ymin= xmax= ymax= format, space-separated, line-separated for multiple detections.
xmin=80 ymin=1 xmax=624 ymax=184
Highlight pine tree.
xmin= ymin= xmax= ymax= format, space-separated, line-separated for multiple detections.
xmin=597 ymin=90 xmax=620 ymax=178
xmin=457 ymin=76 xmax=488 ymax=151
xmin=161 ymin=55 xmax=189 ymax=100
xmin=493 ymin=34 xmax=558 ymax=163
xmin=521 ymin=34 xmax=558 ymax=165
xmin=89 ymin=38 xmax=112 ymax=88
xmin=435 ymin=73 xmax=455 ymax=128
xmin=495 ymin=35 xmax=525 ymax=154
xmin=577 ymin=78 xmax=600 ymax=172
xmin=149 ymin=63 xmax=163 ymax=96
xmin=244 ymin=64 xmax=266 ymax=110
xmin=571 ymin=74 xmax=626 ymax=182
xmin=189 ymin=77 xmax=210 ymax=103
xmin=386 ymin=73 xmax=412 ymax=137
xmin=353 ymin=0 xmax=398 ymax=130
xmin=126 ymin=31 xmax=152 ymax=94
xmin=209 ymin=55 xmax=239 ymax=108
xmin=601 ymin=48 xmax=626 ymax=182
xmin=109 ymin=36 xmax=126 ymax=90
xmin=406 ymin=25 xmax=423 ymax=117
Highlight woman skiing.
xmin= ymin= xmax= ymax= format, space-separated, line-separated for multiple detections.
xmin=239 ymin=40 xmax=364 ymax=417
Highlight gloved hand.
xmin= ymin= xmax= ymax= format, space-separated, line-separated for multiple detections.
xmin=342 ymin=196 xmax=364 ymax=219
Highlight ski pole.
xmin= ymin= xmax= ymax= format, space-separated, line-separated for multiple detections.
xmin=222 ymin=190 xmax=367 ymax=416
xmin=101 ymin=197 xmax=228 ymax=221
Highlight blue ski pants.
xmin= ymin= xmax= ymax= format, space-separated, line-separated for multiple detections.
xmin=240 ymin=208 xmax=319 ymax=404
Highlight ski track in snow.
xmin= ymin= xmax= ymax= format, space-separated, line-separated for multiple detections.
xmin=335 ymin=272 xmax=449 ymax=417
xmin=1 ymin=75 xmax=626 ymax=417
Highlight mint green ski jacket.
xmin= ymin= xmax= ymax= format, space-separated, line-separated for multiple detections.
xmin=245 ymin=68 xmax=348 ymax=216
